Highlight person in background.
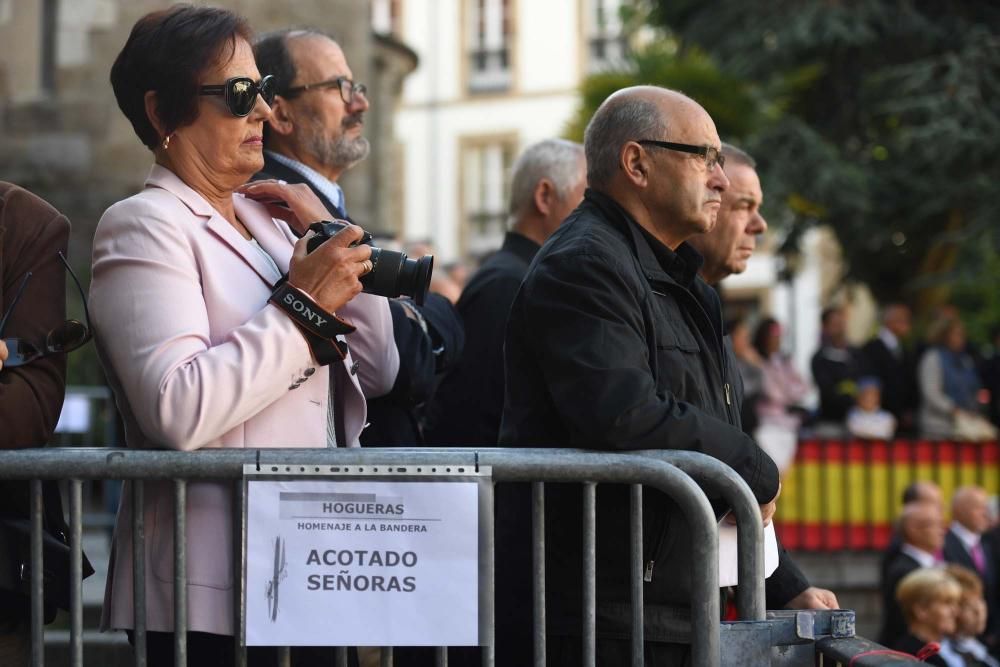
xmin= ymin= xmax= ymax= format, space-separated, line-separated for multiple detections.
xmin=252 ymin=27 xmax=463 ymax=446
xmin=945 ymin=564 xmax=999 ymax=666
xmin=753 ymin=316 xmax=810 ymax=473
xmin=893 ymin=568 xmax=962 ymax=667
xmin=919 ymin=317 xmax=990 ymax=440
xmin=880 ymin=501 xmax=947 ymax=647
xmin=0 ymin=182 xmax=71 ymax=667
xmin=944 ymin=487 xmax=998 ymax=651
xmin=729 ymin=316 xmax=764 ymax=436
xmin=846 ymin=376 xmax=897 ymax=440
xmin=426 ymin=138 xmax=586 ymax=447
xmin=93 ymin=7 xmax=395 ymax=665
xmin=978 ymin=326 xmax=1000 ymax=430
xmin=862 ymin=303 xmax=917 ymax=432
xmin=811 ymin=306 xmax=863 ymax=430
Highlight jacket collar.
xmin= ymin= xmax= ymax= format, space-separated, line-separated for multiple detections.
xmin=501 ymin=231 xmax=541 ymax=264
xmin=583 ymin=189 xmax=703 ymax=289
xmin=145 ymin=164 xmax=294 ymax=284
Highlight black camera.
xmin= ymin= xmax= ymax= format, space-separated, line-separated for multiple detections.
xmin=306 ymin=221 xmax=434 ymax=305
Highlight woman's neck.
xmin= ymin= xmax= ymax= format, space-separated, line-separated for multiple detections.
xmin=156 ymin=153 xmax=248 ymax=238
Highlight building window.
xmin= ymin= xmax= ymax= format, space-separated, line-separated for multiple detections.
xmin=468 ymin=0 xmax=511 ymax=93
xmin=587 ymin=0 xmax=627 ymax=72
xmin=461 ymin=138 xmax=517 ymax=257
xmin=372 ymin=0 xmax=400 ymax=36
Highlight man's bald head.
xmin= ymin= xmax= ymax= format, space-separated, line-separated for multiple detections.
xmin=584 ymin=86 xmax=705 ymax=190
xmin=952 ymin=486 xmax=991 ymax=535
xmin=902 ymin=480 xmax=943 ymax=509
xmin=900 ymin=501 xmax=945 ymax=553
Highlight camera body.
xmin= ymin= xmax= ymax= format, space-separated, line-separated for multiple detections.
xmin=306 ymin=220 xmax=434 ymax=305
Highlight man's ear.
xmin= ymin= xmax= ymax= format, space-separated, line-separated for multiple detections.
xmin=532 ymin=178 xmax=555 ymax=216
xmin=144 ymin=90 xmax=166 ymax=141
xmin=266 ymin=95 xmax=296 ymax=136
xmin=620 ymin=142 xmax=649 ymax=188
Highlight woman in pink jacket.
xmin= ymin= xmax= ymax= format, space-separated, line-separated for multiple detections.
xmin=90 ymin=6 xmax=397 ymax=664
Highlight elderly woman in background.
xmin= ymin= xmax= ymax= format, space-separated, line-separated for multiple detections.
xmin=91 ymin=6 xmax=396 ymax=665
xmin=918 ymin=317 xmax=992 ymax=440
xmin=894 ymin=568 xmax=962 ymax=666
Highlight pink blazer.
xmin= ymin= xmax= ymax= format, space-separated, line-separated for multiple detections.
xmin=92 ymin=165 xmax=397 ymax=635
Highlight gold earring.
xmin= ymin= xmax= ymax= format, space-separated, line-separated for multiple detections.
xmin=162 ymin=134 xmax=171 ymax=150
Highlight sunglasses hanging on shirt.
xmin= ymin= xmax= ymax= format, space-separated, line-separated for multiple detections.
xmin=0 ymin=252 xmax=92 ymax=369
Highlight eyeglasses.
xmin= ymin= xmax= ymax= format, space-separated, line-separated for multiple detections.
xmin=198 ymin=75 xmax=276 ymax=117
xmin=638 ymin=140 xmax=725 ymax=172
xmin=0 ymin=252 xmax=92 ymax=369
xmin=283 ymin=77 xmax=367 ymax=105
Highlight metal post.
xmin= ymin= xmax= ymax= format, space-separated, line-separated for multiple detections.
xmin=380 ymin=646 xmax=393 ymax=666
xmin=30 ymin=479 xmax=44 ymax=667
xmin=532 ymin=481 xmax=545 ymax=667
xmin=132 ymin=481 xmax=147 ymax=667
xmin=174 ymin=480 xmax=187 ymax=667
xmin=629 ymin=485 xmax=643 ymax=667
xmin=434 ymin=646 xmax=448 ymax=666
xmin=335 ymin=647 xmax=349 ymax=667
xmin=640 ymin=450 xmax=766 ymax=620
xmin=582 ymin=482 xmax=596 ymax=667
xmin=69 ymin=479 xmax=83 ymax=667
xmin=276 ymin=646 xmax=290 ymax=667
xmin=234 ymin=480 xmax=247 ymax=667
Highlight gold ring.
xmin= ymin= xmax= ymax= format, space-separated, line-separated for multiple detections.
xmin=362 ymin=259 xmax=374 ymax=275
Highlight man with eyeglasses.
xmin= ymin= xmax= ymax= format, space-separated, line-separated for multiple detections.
xmin=498 ymin=87 xmax=790 ymax=662
xmin=0 ymin=181 xmax=70 ymax=665
xmin=685 ymin=144 xmax=841 ymax=613
xmin=252 ymin=30 xmax=463 ymax=449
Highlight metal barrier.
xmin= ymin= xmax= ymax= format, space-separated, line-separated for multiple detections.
xmin=776 ymin=438 xmax=1000 ymax=551
xmin=0 ymin=447 xmax=917 ymax=666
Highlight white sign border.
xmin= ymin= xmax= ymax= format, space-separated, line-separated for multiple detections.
xmin=240 ymin=462 xmax=494 ymax=648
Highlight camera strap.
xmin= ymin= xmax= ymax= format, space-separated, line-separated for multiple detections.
xmin=270 ymin=281 xmax=356 ymax=340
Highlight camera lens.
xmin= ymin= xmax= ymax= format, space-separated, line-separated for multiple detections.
xmin=361 ymin=249 xmax=434 ymax=305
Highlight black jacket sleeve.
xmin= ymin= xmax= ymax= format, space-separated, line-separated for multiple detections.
xmin=764 ymin=542 xmax=811 ymax=608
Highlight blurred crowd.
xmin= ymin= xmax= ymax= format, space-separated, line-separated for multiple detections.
xmin=729 ymin=303 xmax=1000 ymax=473
xmin=879 ymin=482 xmax=1000 ymax=666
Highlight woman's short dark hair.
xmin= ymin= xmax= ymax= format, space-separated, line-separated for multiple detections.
xmin=110 ymin=4 xmax=253 ymax=150
xmin=752 ymin=316 xmax=779 ymax=360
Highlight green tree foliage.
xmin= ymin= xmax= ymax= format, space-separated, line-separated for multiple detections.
xmin=573 ymin=0 xmax=1000 ymax=313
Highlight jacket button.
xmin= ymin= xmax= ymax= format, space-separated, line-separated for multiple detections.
xmin=350 ymin=361 xmax=360 ymax=375
xmin=304 ymin=368 xmax=316 ymax=377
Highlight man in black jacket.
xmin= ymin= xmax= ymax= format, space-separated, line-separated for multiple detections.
xmin=252 ymin=29 xmax=463 ymax=445
xmin=426 ymin=138 xmax=585 ymax=446
xmin=861 ymin=303 xmax=917 ymax=433
xmin=499 ymin=86 xmax=818 ymax=662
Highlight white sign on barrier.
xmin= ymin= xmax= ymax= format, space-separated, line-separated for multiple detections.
xmin=244 ymin=476 xmax=481 ymax=647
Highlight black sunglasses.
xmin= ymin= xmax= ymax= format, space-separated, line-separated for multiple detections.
xmin=283 ymin=76 xmax=367 ymax=105
xmin=198 ymin=75 xmax=276 ymax=117
xmin=0 ymin=252 xmax=92 ymax=369
xmin=638 ymin=140 xmax=726 ymax=172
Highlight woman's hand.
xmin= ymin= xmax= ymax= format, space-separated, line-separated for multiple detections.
xmin=288 ymin=223 xmax=372 ymax=314
xmin=237 ymin=180 xmax=333 ymax=234
xmin=0 ymin=339 xmax=7 ymax=372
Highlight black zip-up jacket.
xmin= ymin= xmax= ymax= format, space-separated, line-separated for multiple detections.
xmin=498 ymin=189 xmax=798 ymax=646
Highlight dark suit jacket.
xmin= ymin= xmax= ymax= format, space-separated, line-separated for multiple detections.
xmin=861 ymin=336 xmax=916 ymax=426
xmin=943 ymin=529 xmax=998 ymax=639
xmin=0 ymin=182 xmax=69 ymax=448
xmin=879 ymin=550 xmax=922 ymax=647
xmin=425 ymin=231 xmax=539 ymax=446
xmin=253 ymin=154 xmax=464 ymax=444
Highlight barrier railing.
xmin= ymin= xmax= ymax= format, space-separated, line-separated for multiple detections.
xmin=0 ymin=447 xmax=917 ymax=666
xmin=776 ymin=438 xmax=1000 ymax=551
